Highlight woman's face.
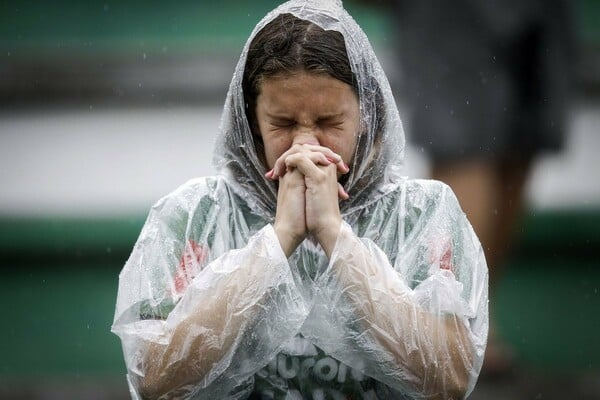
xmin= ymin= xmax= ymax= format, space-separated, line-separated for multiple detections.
xmin=255 ymin=71 xmax=359 ymax=170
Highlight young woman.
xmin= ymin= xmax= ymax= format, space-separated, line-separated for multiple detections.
xmin=112 ymin=1 xmax=488 ymax=399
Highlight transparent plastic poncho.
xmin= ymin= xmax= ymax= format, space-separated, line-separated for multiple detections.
xmin=112 ymin=1 xmax=489 ymax=399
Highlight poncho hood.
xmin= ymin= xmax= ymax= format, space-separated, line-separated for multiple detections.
xmin=213 ymin=0 xmax=405 ymax=219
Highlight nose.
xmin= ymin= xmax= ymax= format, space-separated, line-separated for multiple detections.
xmin=292 ymin=127 xmax=320 ymax=146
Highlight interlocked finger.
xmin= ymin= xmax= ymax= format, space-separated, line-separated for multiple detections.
xmin=268 ymin=144 xmax=349 ymax=179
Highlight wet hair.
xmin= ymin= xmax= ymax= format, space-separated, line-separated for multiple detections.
xmin=242 ymin=13 xmax=357 ymax=135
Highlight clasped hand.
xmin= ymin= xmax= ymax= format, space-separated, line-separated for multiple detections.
xmin=267 ymin=144 xmax=350 ymax=258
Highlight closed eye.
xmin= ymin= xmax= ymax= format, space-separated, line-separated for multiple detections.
xmin=270 ymin=119 xmax=295 ymax=128
xmin=319 ymin=118 xmax=345 ymax=129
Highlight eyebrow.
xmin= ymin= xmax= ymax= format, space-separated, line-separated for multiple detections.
xmin=265 ymin=112 xmax=346 ymax=120
xmin=317 ymin=113 xmax=345 ymax=121
xmin=265 ymin=113 xmax=293 ymax=120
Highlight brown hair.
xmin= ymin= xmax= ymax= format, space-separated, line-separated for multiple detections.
xmin=242 ymin=13 xmax=357 ymax=135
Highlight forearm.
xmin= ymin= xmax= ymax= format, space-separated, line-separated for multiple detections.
xmin=132 ymin=226 xmax=306 ymax=399
xmin=138 ymin=269 xmax=259 ymax=398
xmin=327 ymin=224 xmax=474 ymax=398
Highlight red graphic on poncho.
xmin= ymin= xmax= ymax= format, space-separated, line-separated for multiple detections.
xmin=173 ymin=240 xmax=208 ymax=296
xmin=440 ymin=242 xmax=453 ymax=271
xmin=430 ymin=237 xmax=454 ymax=272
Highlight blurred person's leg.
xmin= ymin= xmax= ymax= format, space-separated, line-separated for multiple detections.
xmin=431 ymin=160 xmax=497 ymax=265
xmin=433 ymin=158 xmax=532 ymax=282
xmin=493 ymin=158 xmax=532 ymax=277
xmin=432 ymin=157 xmax=532 ymax=375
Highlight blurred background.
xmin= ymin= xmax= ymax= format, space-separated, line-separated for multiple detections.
xmin=0 ymin=1 xmax=598 ymax=399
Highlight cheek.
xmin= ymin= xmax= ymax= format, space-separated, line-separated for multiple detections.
xmin=319 ymin=134 xmax=355 ymax=163
xmin=340 ymin=102 xmax=360 ymax=162
xmin=338 ymin=125 xmax=359 ymax=162
xmin=262 ymin=137 xmax=290 ymax=168
xmin=256 ymin=123 xmax=281 ymax=168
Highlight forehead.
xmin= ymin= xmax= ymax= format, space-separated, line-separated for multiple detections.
xmin=258 ymin=71 xmax=358 ymax=113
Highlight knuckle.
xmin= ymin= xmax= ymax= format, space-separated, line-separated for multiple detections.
xmin=285 ymin=153 xmax=300 ymax=165
xmin=291 ymin=143 xmax=305 ymax=152
xmin=314 ymin=170 xmax=328 ymax=183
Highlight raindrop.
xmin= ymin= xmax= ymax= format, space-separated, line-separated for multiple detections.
xmin=143 ymin=53 xmax=147 ymax=60
xmin=106 ymin=247 xmax=112 ymax=254
xmin=465 ymin=99 xmax=470 ymax=105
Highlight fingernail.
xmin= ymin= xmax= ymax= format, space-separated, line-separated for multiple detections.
xmin=343 ymin=162 xmax=349 ymax=170
xmin=265 ymin=169 xmax=273 ymax=179
xmin=325 ymin=156 xmax=335 ymax=163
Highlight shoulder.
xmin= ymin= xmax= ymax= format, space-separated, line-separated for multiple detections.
xmin=146 ymin=176 xmax=233 ymax=224
xmin=395 ymin=178 xmax=460 ymax=210
xmin=352 ymin=178 xmax=459 ymax=223
xmin=404 ymin=178 xmax=453 ymax=197
xmin=151 ymin=176 xmax=224 ymax=210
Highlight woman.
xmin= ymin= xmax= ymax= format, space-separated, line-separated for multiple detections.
xmin=112 ymin=1 xmax=488 ymax=399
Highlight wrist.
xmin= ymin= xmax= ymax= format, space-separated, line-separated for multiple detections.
xmin=273 ymin=223 xmax=304 ymax=257
xmin=313 ymin=218 xmax=342 ymax=258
